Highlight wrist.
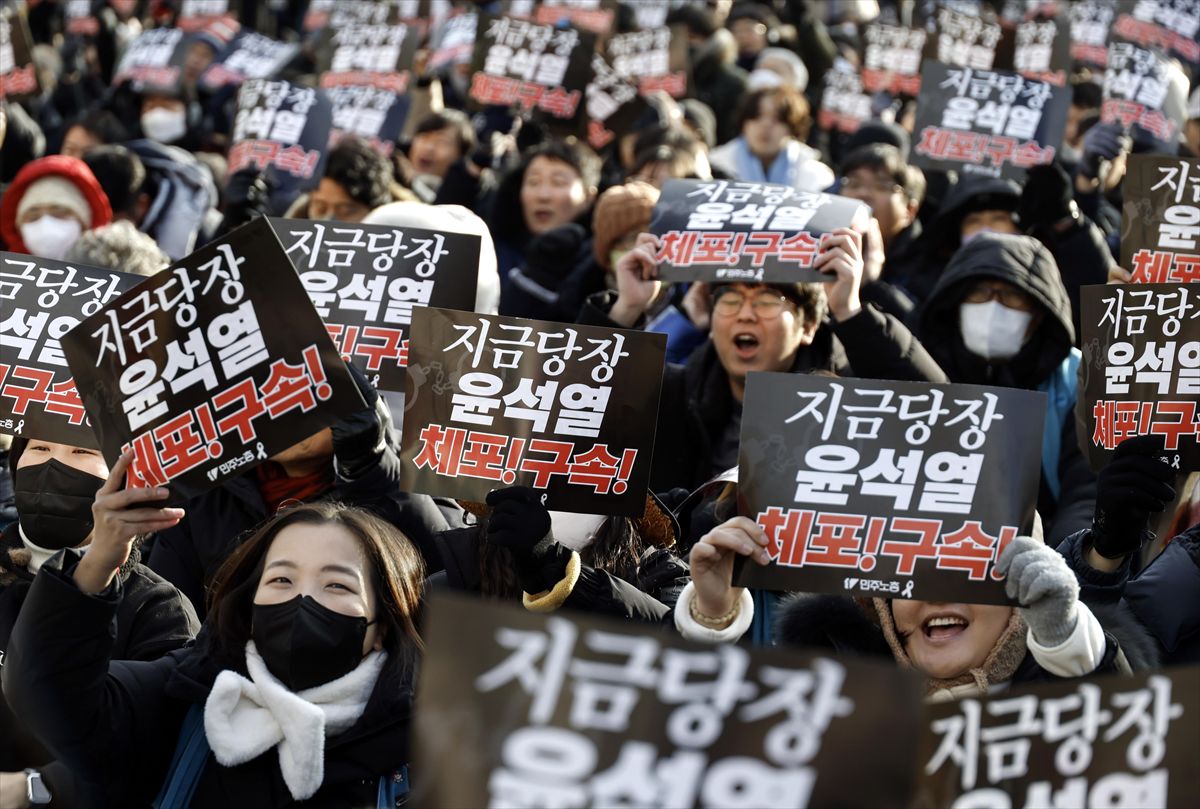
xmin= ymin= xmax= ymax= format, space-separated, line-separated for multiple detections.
xmin=73 ymin=551 xmax=119 ymax=594
xmin=1084 ymin=538 xmax=1126 ymax=573
xmin=609 ymin=297 xmax=645 ymax=328
xmin=834 ymin=299 xmax=862 ymax=322
xmin=694 ymin=589 xmax=738 ymax=624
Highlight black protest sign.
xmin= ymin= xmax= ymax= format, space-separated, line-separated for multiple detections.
xmin=270 ymin=218 xmax=480 ymax=394
xmin=316 ymin=23 xmax=418 ymax=95
xmin=400 ymin=308 xmax=664 ymax=516
xmin=0 ymin=5 xmax=38 ymax=101
xmin=923 ymin=6 xmax=1007 ymax=71
xmin=0 ymin=254 xmax=142 ymax=447
xmin=1012 ymin=13 xmax=1070 ymax=86
xmin=1120 ymin=156 xmax=1200 ymax=284
xmin=112 ymin=28 xmax=189 ymax=90
xmin=327 ymin=86 xmax=409 ymax=157
xmin=303 ymin=0 xmax=396 ymax=33
xmin=912 ymin=62 xmax=1068 ymax=181
xmin=1069 ymin=0 xmax=1118 ymax=71
xmin=1079 ymin=283 xmax=1200 ymax=474
xmin=415 ymin=591 xmax=924 ymax=808
xmin=1112 ymin=0 xmax=1200 ymax=68
xmin=735 ymin=373 xmax=1045 ymax=605
xmin=428 ymin=10 xmax=477 ymax=71
xmin=817 ymin=57 xmax=871 ymax=136
xmin=585 ymin=53 xmax=644 ymax=152
xmin=60 ymin=218 xmax=364 ymax=498
xmin=468 ymin=14 xmax=595 ymax=129
xmin=228 ymin=79 xmax=332 ymax=200
xmin=177 ymin=0 xmax=233 ymax=32
xmin=650 ymin=179 xmax=868 ymax=284
xmin=1102 ymin=40 xmax=1188 ymax=156
xmin=63 ymin=0 xmax=99 ymax=38
xmin=606 ymin=26 xmax=689 ymax=99
xmin=200 ymin=30 xmax=299 ymax=91
xmin=915 ymin=667 xmax=1200 ymax=809
xmin=862 ymin=22 xmax=926 ymax=96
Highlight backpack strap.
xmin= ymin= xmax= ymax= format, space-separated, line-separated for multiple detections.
xmin=153 ymin=703 xmax=211 ymax=809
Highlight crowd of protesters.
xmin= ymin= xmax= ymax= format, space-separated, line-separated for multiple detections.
xmin=0 ymin=0 xmax=1198 ymax=807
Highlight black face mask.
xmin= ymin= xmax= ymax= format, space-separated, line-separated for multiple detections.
xmin=251 ymin=595 xmax=373 ymax=691
xmin=14 ymin=459 xmax=105 ymax=550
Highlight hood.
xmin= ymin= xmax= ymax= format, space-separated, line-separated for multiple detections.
xmin=919 ymin=232 xmax=1074 ymax=388
xmin=0 ymin=155 xmax=113 ymax=253
xmin=926 ymin=176 xmax=1020 ymax=258
xmin=692 ymin=28 xmax=739 ymax=77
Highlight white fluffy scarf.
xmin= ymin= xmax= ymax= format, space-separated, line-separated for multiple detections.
xmin=204 ymin=641 xmax=386 ymax=801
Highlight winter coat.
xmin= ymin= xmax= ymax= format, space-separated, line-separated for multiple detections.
xmin=0 ymin=525 xmax=198 ymax=808
xmin=499 ymin=224 xmax=605 ymax=322
xmin=124 ymin=139 xmax=220 ymax=260
xmin=2 ymin=555 xmax=411 ymax=809
xmin=147 ymin=448 xmax=456 ymax=621
xmin=917 ymin=233 xmax=1097 ymax=546
xmin=689 ymin=30 xmax=750 ymax=145
xmin=0 ymin=155 xmax=113 ymax=252
xmin=1057 ymin=525 xmax=1200 ymax=665
xmin=881 ymin=219 xmax=932 ymax=308
xmin=708 ymin=137 xmax=835 ymax=193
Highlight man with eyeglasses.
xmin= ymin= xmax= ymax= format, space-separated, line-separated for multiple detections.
xmin=581 ymin=227 xmax=945 ymax=493
xmin=911 ymin=231 xmax=1096 ymax=547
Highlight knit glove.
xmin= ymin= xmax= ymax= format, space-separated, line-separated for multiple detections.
xmin=1079 ymin=122 xmax=1132 ymax=181
xmin=1092 ymin=434 xmax=1176 ymax=559
xmin=485 ymin=486 xmax=571 ymax=593
xmin=331 ymin=362 xmax=389 ymax=481
xmin=1018 ymin=161 xmax=1074 ymax=230
xmin=997 ymin=536 xmax=1080 ymax=647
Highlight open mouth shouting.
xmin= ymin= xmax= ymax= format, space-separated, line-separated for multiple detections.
xmin=731 ymin=331 xmax=760 ymax=361
xmin=921 ymin=612 xmax=970 ymax=644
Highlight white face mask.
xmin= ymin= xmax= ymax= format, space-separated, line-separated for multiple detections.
xmin=548 ymin=511 xmax=606 ymax=551
xmin=20 ymin=215 xmax=83 ymax=261
xmin=747 ymin=68 xmax=785 ymax=91
xmin=140 ymin=107 xmax=187 ymax=144
xmin=959 ymin=300 xmax=1033 ymax=361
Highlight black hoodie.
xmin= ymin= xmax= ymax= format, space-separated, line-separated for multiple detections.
xmin=918 ymin=233 xmax=1097 ymax=545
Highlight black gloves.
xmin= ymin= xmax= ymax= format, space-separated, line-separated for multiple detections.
xmin=485 ymin=486 xmax=570 ymax=593
xmin=1019 ymin=161 xmax=1074 ymax=231
xmin=1079 ymin=122 xmax=1132 ymax=181
xmin=331 ymin=362 xmax=389 ymax=481
xmin=1091 ymin=434 xmax=1176 ymax=559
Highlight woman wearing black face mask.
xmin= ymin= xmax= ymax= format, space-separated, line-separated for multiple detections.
xmin=0 ymin=439 xmax=199 ymax=808
xmin=3 ymin=450 xmax=425 ymax=808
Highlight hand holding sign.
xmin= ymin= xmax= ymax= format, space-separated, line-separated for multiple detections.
xmin=609 ymin=232 xmax=662 ymax=328
xmin=689 ymin=516 xmax=770 ymax=626
xmin=996 ymin=537 xmax=1081 ymax=648
xmin=75 ymin=450 xmax=183 ymax=594
xmin=1091 ymin=433 xmax=1176 ymax=562
xmin=814 ymin=227 xmax=865 ymax=323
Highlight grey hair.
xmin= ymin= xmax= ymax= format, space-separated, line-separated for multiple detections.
xmin=64 ymin=221 xmax=170 ymax=277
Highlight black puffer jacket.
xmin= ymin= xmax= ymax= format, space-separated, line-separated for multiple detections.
xmin=0 ymin=526 xmax=198 ymax=808
xmin=3 ymin=556 xmax=413 ymax=809
xmin=917 ymin=233 xmax=1097 ymax=545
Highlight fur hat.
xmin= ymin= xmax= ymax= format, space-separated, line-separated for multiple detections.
xmin=592 ymin=181 xmax=659 ymax=269
xmin=17 ymin=175 xmax=93 ymax=227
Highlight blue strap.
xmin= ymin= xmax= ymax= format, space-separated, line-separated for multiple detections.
xmin=749 ymin=589 xmax=779 ymax=647
xmin=153 ymin=703 xmax=210 ymax=809
xmin=1037 ymin=349 xmax=1081 ymax=502
xmin=377 ymin=765 xmax=410 ymax=808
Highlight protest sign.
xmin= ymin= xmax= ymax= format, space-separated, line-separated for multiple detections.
xmin=400 ymin=308 xmax=665 ymax=516
xmin=606 ymin=26 xmax=689 ymax=99
xmin=1012 ymin=12 xmax=1070 ymax=86
xmin=1079 ymin=283 xmax=1199 ymax=474
xmin=415 ymin=591 xmax=924 ymax=808
xmin=585 ymin=53 xmax=645 ymax=151
xmin=270 ymin=218 xmax=480 ymax=394
xmin=316 ymin=23 xmax=418 ymax=94
xmin=862 ymin=22 xmax=926 ymax=96
xmin=1102 ymin=41 xmax=1188 ymax=156
xmin=915 ymin=667 xmax=1200 ymax=809
xmin=428 ymin=10 xmax=477 ymax=70
xmin=912 ymin=62 xmax=1068 ymax=180
xmin=1 ymin=254 xmax=142 ymax=447
xmin=508 ymin=0 xmax=618 ymax=35
xmin=228 ymin=79 xmax=332 ymax=205
xmin=112 ymin=27 xmax=189 ymax=90
xmin=176 ymin=0 xmax=234 ymax=31
xmin=650 ymin=179 xmax=868 ymax=284
xmin=735 ymin=373 xmax=1045 ymax=605
xmin=468 ymin=14 xmax=595 ymax=129
xmin=818 ymin=58 xmax=872 ymax=136
xmin=199 ymin=30 xmax=299 ymax=91
xmin=924 ymin=5 xmax=1007 ymax=71
xmin=1069 ymin=0 xmax=1118 ymax=70
xmin=326 ymin=86 xmax=409 ymax=156
xmin=303 ymin=0 xmax=396 ymax=32
xmin=62 ymin=0 xmax=99 ymax=37
xmin=60 ymin=218 xmax=364 ymax=499
xmin=1112 ymin=0 xmax=1200 ymax=68
xmin=0 ymin=5 xmax=38 ymax=101
xmin=1120 ymin=155 xmax=1200 ymax=284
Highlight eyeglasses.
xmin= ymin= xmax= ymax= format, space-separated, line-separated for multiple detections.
xmin=841 ymin=177 xmax=904 ymax=196
xmin=962 ymin=283 xmax=1034 ymax=312
xmin=712 ymin=288 xmax=793 ymax=319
